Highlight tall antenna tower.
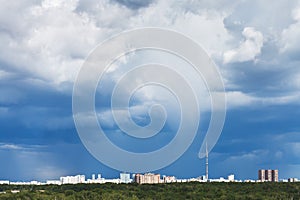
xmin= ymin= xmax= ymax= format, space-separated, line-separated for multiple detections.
xmin=205 ymin=141 xmax=208 ymax=181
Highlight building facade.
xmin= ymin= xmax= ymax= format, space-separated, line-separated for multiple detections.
xmin=258 ymin=169 xmax=278 ymax=182
xmin=163 ymin=175 xmax=176 ymax=183
xmin=135 ymin=173 xmax=160 ymax=184
xmin=272 ymin=170 xmax=279 ymax=182
xmin=258 ymin=169 xmax=265 ymax=181
xmin=120 ymin=173 xmax=131 ymax=183
xmin=60 ymin=175 xmax=85 ymax=184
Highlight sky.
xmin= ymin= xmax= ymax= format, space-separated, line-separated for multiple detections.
xmin=1 ymin=0 xmax=300 ymax=181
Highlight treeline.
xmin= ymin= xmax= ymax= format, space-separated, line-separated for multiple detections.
xmin=0 ymin=182 xmax=300 ymax=199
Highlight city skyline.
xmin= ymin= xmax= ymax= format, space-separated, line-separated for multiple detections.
xmin=1 ymin=168 xmax=299 ymax=185
xmin=1 ymin=0 xmax=300 ymax=182
xmin=0 ymin=166 xmax=299 ymax=184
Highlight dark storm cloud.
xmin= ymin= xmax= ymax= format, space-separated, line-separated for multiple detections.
xmin=0 ymin=72 xmax=77 ymax=145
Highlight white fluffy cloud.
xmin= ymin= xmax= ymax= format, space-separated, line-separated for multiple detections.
xmin=280 ymin=4 xmax=300 ymax=54
xmin=0 ymin=0 xmax=234 ymax=87
xmin=1 ymin=0 xmax=300 ymax=108
xmin=223 ymin=27 xmax=264 ymax=64
xmin=0 ymin=0 xmax=133 ymax=86
xmin=226 ymin=90 xmax=300 ymax=109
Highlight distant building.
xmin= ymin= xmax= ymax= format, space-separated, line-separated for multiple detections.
xmin=0 ymin=180 xmax=9 ymax=185
xmin=120 ymin=173 xmax=131 ymax=183
xmin=86 ymin=173 xmax=105 ymax=184
xmin=163 ymin=175 xmax=176 ymax=183
xmin=207 ymin=174 xmax=236 ymax=183
xmin=258 ymin=169 xmax=278 ymax=182
xmin=135 ymin=173 xmax=160 ymax=184
xmin=272 ymin=170 xmax=279 ymax=182
xmin=258 ymin=169 xmax=265 ymax=181
xmin=228 ymin=174 xmax=235 ymax=182
xmin=60 ymin=175 xmax=85 ymax=184
xmin=244 ymin=179 xmax=256 ymax=183
xmin=103 ymin=179 xmax=121 ymax=184
xmin=288 ymin=178 xmax=298 ymax=182
xmin=9 ymin=181 xmax=42 ymax=185
xmin=46 ymin=180 xmax=61 ymax=185
xmin=199 ymin=175 xmax=208 ymax=182
xmin=266 ymin=170 xmax=272 ymax=181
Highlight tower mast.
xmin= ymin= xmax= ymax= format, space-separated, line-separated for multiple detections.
xmin=205 ymin=141 xmax=208 ymax=181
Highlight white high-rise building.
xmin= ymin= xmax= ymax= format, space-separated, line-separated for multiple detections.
xmin=87 ymin=173 xmax=105 ymax=184
xmin=228 ymin=174 xmax=235 ymax=182
xmin=60 ymin=175 xmax=85 ymax=184
xmin=163 ymin=175 xmax=176 ymax=183
xmin=120 ymin=173 xmax=131 ymax=183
